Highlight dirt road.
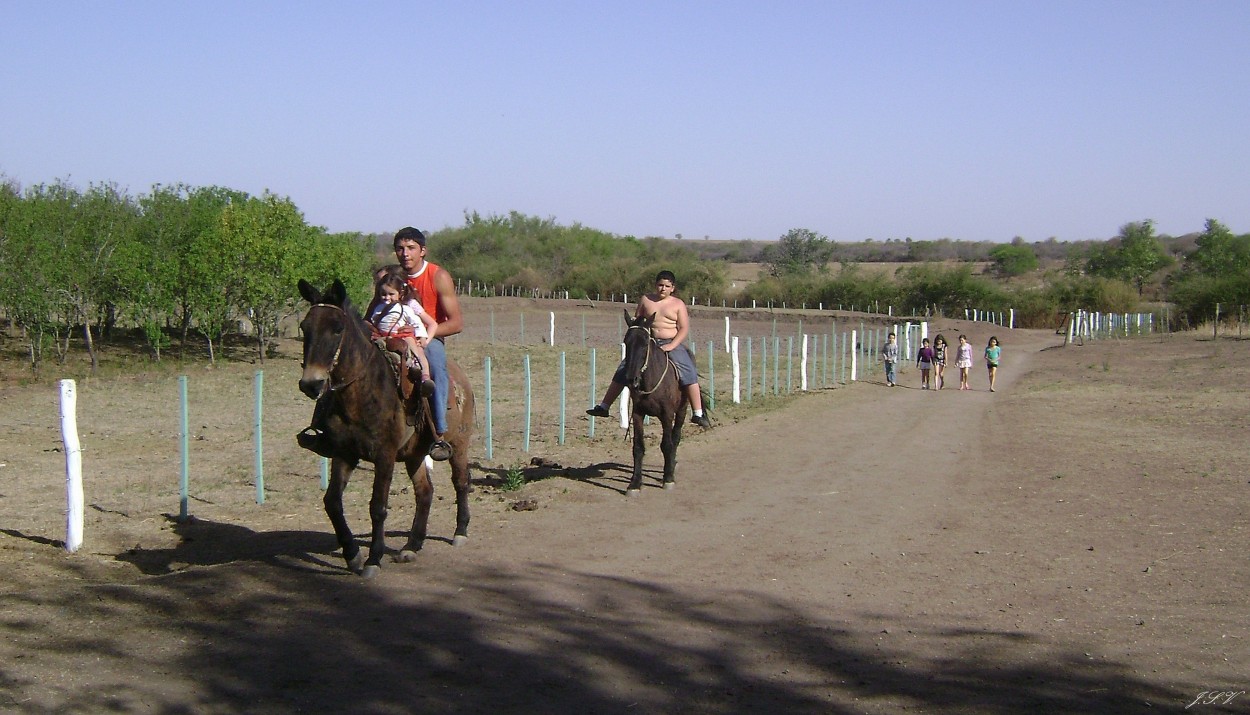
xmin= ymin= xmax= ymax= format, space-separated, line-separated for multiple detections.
xmin=1 ymin=317 xmax=1246 ymax=714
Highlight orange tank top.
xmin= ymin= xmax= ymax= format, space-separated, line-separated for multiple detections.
xmin=406 ymin=262 xmax=445 ymax=325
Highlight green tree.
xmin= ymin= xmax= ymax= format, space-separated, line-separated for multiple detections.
xmin=219 ymin=192 xmax=311 ymax=361
xmin=1085 ymin=220 xmax=1172 ymax=296
xmin=988 ymin=243 xmax=1039 ymax=277
xmin=762 ymin=228 xmax=830 ymax=277
xmin=1186 ymin=218 xmax=1250 ymax=278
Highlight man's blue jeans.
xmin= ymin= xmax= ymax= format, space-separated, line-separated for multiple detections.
xmin=425 ymin=338 xmax=449 ymax=434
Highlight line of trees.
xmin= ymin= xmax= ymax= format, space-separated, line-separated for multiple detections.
xmin=0 ymin=179 xmax=373 ymax=369
xmin=742 ymin=220 xmax=1244 ymax=329
xmin=3 ymin=172 xmax=1243 ymax=372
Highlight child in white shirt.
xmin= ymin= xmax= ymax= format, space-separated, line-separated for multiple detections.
xmin=368 ymin=272 xmax=438 ymax=395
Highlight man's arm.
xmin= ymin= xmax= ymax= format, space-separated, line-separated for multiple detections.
xmin=431 ymin=268 xmax=463 ymax=339
xmin=415 ymin=306 xmax=439 ymax=344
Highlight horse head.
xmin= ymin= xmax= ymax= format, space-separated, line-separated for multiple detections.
xmin=297 ymin=279 xmax=357 ymax=400
xmin=622 ymin=310 xmax=656 ymax=392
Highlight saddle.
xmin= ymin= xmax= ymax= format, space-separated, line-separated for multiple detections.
xmin=372 ymin=336 xmax=423 ymax=425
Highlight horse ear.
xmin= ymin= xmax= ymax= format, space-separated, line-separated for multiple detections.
xmin=326 ymin=279 xmax=348 ymax=306
xmin=623 ymin=308 xmax=633 ymax=324
xmin=298 ymin=279 xmax=321 ymax=304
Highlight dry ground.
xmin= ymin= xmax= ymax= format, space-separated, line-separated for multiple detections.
xmin=0 ymin=299 xmax=1246 ymax=714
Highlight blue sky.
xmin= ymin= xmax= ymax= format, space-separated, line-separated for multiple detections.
xmin=3 ymin=2 xmax=1247 ymax=243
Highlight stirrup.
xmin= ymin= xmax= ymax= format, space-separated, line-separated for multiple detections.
xmin=429 ymin=440 xmax=453 ymax=461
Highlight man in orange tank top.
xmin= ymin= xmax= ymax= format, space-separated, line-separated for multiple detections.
xmin=394 ymin=227 xmax=464 ymax=461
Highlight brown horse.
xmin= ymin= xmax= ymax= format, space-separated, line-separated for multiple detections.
xmin=620 ymin=311 xmax=688 ymax=494
xmin=296 ymin=279 xmax=474 ymax=578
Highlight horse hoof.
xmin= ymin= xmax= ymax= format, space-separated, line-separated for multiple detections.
xmin=663 ymin=481 xmax=675 ymax=490
xmin=452 ymin=534 xmax=468 ymax=547
xmin=361 ymin=564 xmax=381 ymax=579
xmin=627 ymin=489 xmax=641 ymax=498
xmin=346 ymin=552 xmax=365 ymax=574
xmin=394 ymin=550 xmax=418 ymax=563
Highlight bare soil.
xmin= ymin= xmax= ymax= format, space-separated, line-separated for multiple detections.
xmin=0 ymin=300 xmax=1246 ymax=714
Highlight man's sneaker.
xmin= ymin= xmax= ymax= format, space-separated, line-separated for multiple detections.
xmin=690 ymin=412 xmax=711 ymax=429
xmin=429 ymin=440 xmax=453 ymax=461
xmin=586 ymin=405 xmax=610 ymax=418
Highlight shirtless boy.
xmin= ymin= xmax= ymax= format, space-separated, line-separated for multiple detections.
xmin=586 ymin=270 xmax=711 ymax=428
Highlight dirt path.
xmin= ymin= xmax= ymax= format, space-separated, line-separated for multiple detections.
xmin=1 ymin=323 xmax=1246 ymax=714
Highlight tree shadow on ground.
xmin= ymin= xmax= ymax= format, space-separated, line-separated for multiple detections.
xmin=113 ymin=515 xmax=345 ymax=576
xmin=0 ymin=553 xmax=1193 ymax=714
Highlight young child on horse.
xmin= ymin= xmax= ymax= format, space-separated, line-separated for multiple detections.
xmin=586 ymin=269 xmax=711 ymax=429
xmin=369 ymin=270 xmax=438 ymax=397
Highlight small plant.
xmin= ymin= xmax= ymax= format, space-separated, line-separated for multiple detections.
xmin=501 ymin=463 xmax=525 ymax=492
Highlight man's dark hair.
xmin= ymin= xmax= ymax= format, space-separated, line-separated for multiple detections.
xmin=393 ymin=226 xmax=427 ymax=248
xmin=655 ymin=270 xmax=676 ymax=284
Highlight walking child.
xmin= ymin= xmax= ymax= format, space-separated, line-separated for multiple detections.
xmin=933 ymin=334 xmax=948 ymax=390
xmin=984 ymin=336 xmax=1001 ymax=392
xmin=954 ymin=334 xmax=974 ymax=390
xmin=880 ymin=332 xmax=900 ymax=387
xmin=916 ymin=337 xmax=935 ymax=390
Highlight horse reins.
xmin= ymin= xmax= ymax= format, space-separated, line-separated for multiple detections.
xmin=627 ymin=324 xmax=675 ymax=396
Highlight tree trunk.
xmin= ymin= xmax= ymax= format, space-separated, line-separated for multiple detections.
xmin=82 ymin=319 xmax=98 ymax=375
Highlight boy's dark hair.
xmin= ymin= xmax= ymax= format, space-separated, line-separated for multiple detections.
xmin=655 ymin=270 xmax=676 ymax=284
xmin=393 ymin=226 xmax=427 ymax=248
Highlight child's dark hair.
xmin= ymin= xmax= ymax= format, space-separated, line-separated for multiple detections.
xmin=374 ymin=272 xmax=411 ymax=300
xmin=987 ymin=335 xmax=999 ymax=347
xmin=934 ymin=333 xmax=946 ymax=345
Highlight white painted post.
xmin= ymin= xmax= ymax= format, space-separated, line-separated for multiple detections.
xmin=731 ymin=336 xmax=741 ymax=403
xmin=800 ymin=334 xmax=809 ymax=391
xmin=724 ymin=316 xmax=730 ymax=353
xmin=1009 ymin=308 xmax=1015 ymax=329
xmin=619 ymin=342 xmax=630 ymax=429
xmin=60 ymin=380 xmax=83 ymax=554
xmin=549 ymin=311 xmax=555 ymax=346
xmin=850 ymin=330 xmax=858 ymax=381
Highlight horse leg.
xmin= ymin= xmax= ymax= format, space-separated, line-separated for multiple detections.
xmin=361 ymin=458 xmax=396 ymax=579
xmin=449 ymin=441 xmax=472 ymax=546
xmin=666 ymin=393 xmax=686 ymax=488
xmin=323 ymin=457 xmax=363 ymax=574
xmin=397 ymin=456 xmax=433 ymax=562
xmin=628 ymin=411 xmax=645 ymax=495
xmin=660 ymin=411 xmax=678 ymax=489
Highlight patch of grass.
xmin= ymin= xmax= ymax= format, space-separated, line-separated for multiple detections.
xmin=500 ymin=463 xmax=526 ymax=492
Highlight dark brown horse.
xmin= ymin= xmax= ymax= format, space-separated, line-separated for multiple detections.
xmin=296 ymin=279 xmax=474 ymax=578
xmin=621 ymin=311 xmax=688 ymax=494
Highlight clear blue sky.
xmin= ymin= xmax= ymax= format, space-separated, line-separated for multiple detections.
xmin=3 ymin=2 xmax=1247 ymax=243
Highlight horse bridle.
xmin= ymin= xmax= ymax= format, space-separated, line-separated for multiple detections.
xmin=305 ymin=303 xmax=363 ymax=397
xmin=626 ymin=324 xmax=674 ymax=395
